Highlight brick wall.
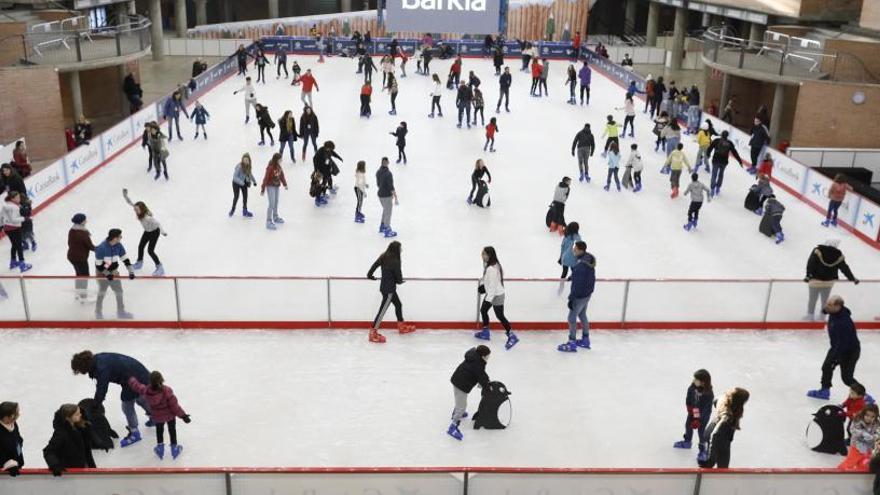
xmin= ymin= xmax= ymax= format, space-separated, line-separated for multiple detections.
xmin=791 ymin=81 xmax=880 ymax=148
xmin=0 ymin=66 xmax=68 ymax=163
xmin=800 ymin=0 xmax=863 ymax=21
xmin=59 ymin=66 xmax=128 ymax=122
xmin=861 ymin=0 xmax=880 ymax=30
xmin=0 ymin=22 xmax=27 ymax=67
xmin=821 ymin=39 xmax=880 ymax=82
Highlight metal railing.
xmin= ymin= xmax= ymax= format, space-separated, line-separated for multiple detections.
xmin=0 ymin=276 xmax=877 ymax=327
xmin=702 ymin=26 xmax=834 ymax=79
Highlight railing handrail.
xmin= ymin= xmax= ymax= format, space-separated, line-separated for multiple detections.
xmin=0 ymin=275 xmax=875 ymax=283
xmin=28 ymin=14 xmax=149 ymax=37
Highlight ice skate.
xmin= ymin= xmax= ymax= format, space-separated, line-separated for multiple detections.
xmin=154 ymin=443 xmax=165 ymax=459
xmin=266 ymin=221 xmax=277 ymax=230
xmin=673 ymin=440 xmax=692 ymax=449
xmin=117 ymin=310 xmax=134 ymax=319
xmin=171 ymin=444 xmax=183 ymax=459
xmin=18 ymin=262 xmax=32 ymax=273
xmin=369 ymin=329 xmax=386 ymax=343
xmin=242 ymin=209 xmax=253 ymax=217
xmin=775 ymin=232 xmax=785 ymax=244
xmin=120 ymin=428 xmax=142 ymax=447
xmin=132 ymin=260 xmax=144 ymax=270
xmin=397 ymin=322 xmax=416 ymax=334
xmin=447 ymin=422 xmax=463 ymax=441
xmin=152 ymin=265 xmax=164 ymax=277
xmin=474 ymin=327 xmax=491 ymax=340
xmin=557 ymin=340 xmax=578 ymax=352
xmin=505 ymin=332 xmax=519 ymax=350
xmin=807 ymin=388 xmax=830 ymax=400
xmin=576 ymin=336 xmax=591 ymax=349
xmin=383 ymin=228 xmax=398 ymax=238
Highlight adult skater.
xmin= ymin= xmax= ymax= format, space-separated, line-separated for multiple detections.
xmin=313 ymin=141 xmax=342 ymax=195
xmin=381 ymin=55 xmax=394 ymax=86
xmin=578 ymin=61 xmax=591 ymax=105
xmin=517 ymin=39 xmax=531 ymax=71
xmin=278 ymin=110 xmax=298 ymax=163
xmin=699 ymin=388 xmax=750 ymax=469
xmin=807 ymin=295 xmax=866 ymax=401
xmin=571 ymin=124 xmax=595 ymax=183
xmin=448 ymin=55 xmax=462 ymax=88
xmin=67 ymin=213 xmax=94 ymax=302
xmin=467 ymin=70 xmax=481 ymax=91
xmin=652 ymin=77 xmax=666 ymax=118
xmin=140 ymin=122 xmax=154 ymax=171
xmin=122 ymin=189 xmax=167 ymax=276
xmin=260 ymin=153 xmax=288 ymax=230
xmin=362 ymin=53 xmax=377 ymax=83
xmin=254 ymin=48 xmax=270 ymax=84
xmin=298 ymin=69 xmax=319 ymax=108
xmin=2 ymin=191 xmax=31 ymax=272
xmin=492 ymin=46 xmax=504 ymax=76
xmin=564 ymin=64 xmax=577 ymax=104
xmin=539 ymin=58 xmax=550 ymax=97
xmin=354 ymin=160 xmax=368 ymax=223
xmin=70 ymin=350 xmax=150 ymax=447
xmin=530 ymin=58 xmax=542 ymax=96
xmin=547 ymin=177 xmax=572 ymax=234
xmin=42 ymin=404 xmax=96 ymax=476
xmin=255 ymin=103 xmax=276 ymax=147
xmin=474 ymin=246 xmax=519 ymax=349
xmin=706 ymin=130 xmax=743 ymax=196
xmin=467 ymin=159 xmax=492 ymax=205
xmin=384 ymin=73 xmax=399 ymax=115
xmin=0 ymin=402 xmax=23 ymax=476
xmin=824 ymin=175 xmax=849 ymax=227
xmin=367 ymin=241 xmax=416 ymax=343
xmin=162 ymin=91 xmax=189 ymax=141
xmin=146 ymin=123 xmax=169 ymax=180
xmin=558 ymin=240 xmax=596 ymax=352
xmin=299 ymin=106 xmax=320 ymax=161
xmin=447 ymin=345 xmax=492 ymax=440
xmin=456 ymin=82 xmax=473 ymax=129
xmin=747 ymin=117 xmax=771 ymax=173
xmin=390 ymin=122 xmax=408 ymax=164
xmin=233 ymin=77 xmax=258 ymax=124
xmin=804 ymin=240 xmax=859 ymax=320
xmin=359 ymin=81 xmax=373 ymax=118
xmin=429 ymin=74 xmax=443 ymax=118
xmin=235 ymin=44 xmax=252 ymax=75
xmin=275 ymin=49 xmax=288 ymax=78
xmin=683 ymin=173 xmax=711 ymax=231
xmin=618 ymin=96 xmax=636 ymax=138
xmin=93 ymin=228 xmax=135 ymax=320
xmin=472 ymin=88 xmax=486 ymax=127
xmin=376 ymin=157 xmax=399 ymax=237
xmin=190 ymin=100 xmax=209 ymax=139
xmin=644 ymin=74 xmax=656 ymax=114
xmin=496 ymin=66 xmax=511 ymax=113
xmin=230 ymin=153 xmax=257 ymax=217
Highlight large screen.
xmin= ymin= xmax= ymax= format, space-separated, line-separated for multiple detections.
xmin=386 ymin=0 xmax=501 ymax=34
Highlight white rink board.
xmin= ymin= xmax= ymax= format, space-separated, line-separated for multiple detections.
xmin=177 ymin=277 xmax=329 ymax=321
xmin=467 ymin=473 xmax=697 ymax=495
xmin=230 ymin=473 xmax=463 ymax=495
xmin=700 ymin=473 xmax=874 ymax=495
xmin=0 ymin=473 xmax=226 ymax=495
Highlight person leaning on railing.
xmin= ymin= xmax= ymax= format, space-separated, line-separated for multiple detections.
xmin=42 ymin=403 xmax=96 ymax=476
xmin=699 ymin=387 xmax=750 ymax=469
xmin=0 ymin=401 xmax=24 ymax=477
xmin=803 ymin=240 xmax=858 ymax=321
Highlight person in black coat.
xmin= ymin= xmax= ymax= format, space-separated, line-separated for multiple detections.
xmin=706 ymin=130 xmax=743 ymax=196
xmin=122 ymin=73 xmax=143 ymax=112
xmin=313 ymin=141 xmax=342 ymax=194
xmin=70 ymin=350 xmax=151 ymax=447
xmin=447 ymin=345 xmax=492 ymax=441
xmin=43 ymin=404 xmax=96 ymax=476
xmin=367 ymin=241 xmax=414 ymax=343
xmin=235 ymin=44 xmax=253 ymax=75
xmin=299 ymin=106 xmax=320 ymax=160
xmin=255 ymin=103 xmax=275 ymax=146
xmin=747 ymin=118 xmax=771 ymax=173
xmin=807 ymin=296 xmax=865 ymax=401
xmin=456 ymin=82 xmax=473 ymax=129
xmin=390 ymin=122 xmax=407 ymax=164
xmin=699 ymin=387 xmax=749 ymax=469
xmin=492 ymin=47 xmax=504 ymax=76
xmin=1 ymin=164 xmax=26 ymax=197
xmin=571 ymin=124 xmax=596 ymax=182
xmin=0 ymin=402 xmax=24 ymax=477
xmin=277 ymin=111 xmax=298 ymax=163
xmin=496 ymin=66 xmax=512 ymax=113
xmin=673 ymin=370 xmax=714 ymax=461
xmin=804 ymin=239 xmax=858 ymax=320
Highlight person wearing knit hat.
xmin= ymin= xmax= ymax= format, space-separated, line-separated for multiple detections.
xmin=67 ymin=213 xmax=94 ymax=302
xmin=803 ymin=239 xmax=859 ymax=321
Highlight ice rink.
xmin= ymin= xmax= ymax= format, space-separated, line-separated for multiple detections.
xmin=17 ymin=55 xmax=880 ymax=279
xmin=1 ymin=327 xmax=877 ymax=468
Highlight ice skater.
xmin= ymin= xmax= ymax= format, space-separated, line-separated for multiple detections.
xmin=362 ymin=53 xmax=377 ymax=83
xmin=747 ymin=117 xmax=771 ymax=174
xmin=278 ymin=110 xmax=298 ymax=163
xmin=665 ymin=143 xmax=692 ymax=198
xmin=473 ymin=246 xmax=519 ymax=349
xmin=122 ymin=189 xmax=167 ymax=276
xmin=255 ymin=103 xmax=275 ymax=146
xmin=571 ymin=124 xmax=595 ymax=183
xmin=803 ymin=240 xmax=858 ymax=321
xmin=564 ymin=64 xmax=577 ymax=104
xmin=496 ymin=66 xmax=511 ymax=113
xmin=558 ymin=240 xmax=595 ymax=352
xmin=539 ymin=58 xmax=549 ymax=97
xmin=578 ymin=61 xmax=591 ymax=105
xmin=447 ymin=345 xmax=491 ymax=441
xmin=232 ymin=77 xmax=257 ymax=124
xmin=254 ymin=48 xmax=269 ymax=84
xmin=600 ymin=115 xmax=621 ymax=157
xmin=313 ymin=140 xmax=342 ymax=195
xmin=547 ymin=177 xmax=571 ymax=234
xmin=625 ymin=143 xmax=643 ymax=192
xmin=260 ymin=153 xmax=288 ymax=230
xmin=694 ymin=123 xmax=713 ymax=173
xmin=146 ymin=123 xmax=169 ymax=180
xmin=291 ymin=60 xmax=302 ymax=84
xmin=2 ymin=191 xmax=30 ymax=272
xmin=384 ymin=73 xmax=399 ymax=115
xmin=484 ymin=117 xmax=498 ymax=152
xmin=235 ymin=44 xmax=253 ymax=75
xmin=467 ymin=159 xmax=492 ymax=205
xmin=492 ymin=46 xmax=504 ymax=75
xmin=472 ymin=87 xmax=485 ymax=126
xmin=706 ymin=130 xmax=744 ymax=196
xmin=429 ymin=74 xmax=443 ymax=118
xmin=530 ymin=58 xmax=541 ymax=96
xmin=354 ymin=160 xmax=368 ymax=223
xmin=456 ymin=82 xmax=473 ymax=129
xmin=673 ymin=369 xmax=714 ymax=463
xmin=162 ymin=91 xmax=188 ymax=141
xmin=617 ymin=96 xmax=636 ymax=138
xmin=683 ymin=173 xmax=711 ymax=231
xmin=67 ymin=213 xmax=94 ymax=301
xmin=603 ymin=141 xmax=621 ymax=192
xmin=376 ymin=157 xmax=399 ymax=237
xmin=390 ymin=122 xmax=407 ymax=164
xmin=761 ymin=194 xmax=786 ymax=244
xmin=367 ymin=241 xmax=416 ymax=343
xmin=92 ymin=229 xmax=136 ymax=320
xmin=698 ymin=388 xmax=750 ymax=469
xmin=190 ymin=101 xmax=209 ymax=139
xmin=128 ymin=371 xmax=191 ymax=460
xmin=359 ymin=81 xmax=372 ymax=118
xmin=824 ymin=174 xmax=849 ymax=227
xmin=653 ymin=111 xmax=669 ymax=155
xmin=298 ymin=69 xmax=319 ymax=108
xmin=230 ymin=153 xmax=256 ymax=218
xmin=299 ymin=106 xmax=320 ymax=161
xmin=558 ymin=222 xmax=582 ymax=279
xmin=275 ymin=49 xmax=288 ymax=79
xmin=806 ymin=295 xmax=868 ymax=401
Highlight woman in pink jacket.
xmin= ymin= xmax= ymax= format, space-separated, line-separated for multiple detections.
xmin=823 ymin=174 xmax=849 ymax=227
xmin=128 ymin=371 xmax=191 ymax=460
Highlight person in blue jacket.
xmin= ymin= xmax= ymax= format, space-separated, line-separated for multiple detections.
xmin=558 ymin=222 xmax=581 ymax=279
xmin=674 ymin=369 xmax=714 ymax=462
xmin=93 ymin=228 xmax=135 ymax=320
xmin=808 ymin=295 xmax=868 ymax=401
xmin=70 ymin=350 xmax=151 ymax=447
xmin=162 ymin=90 xmax=189 ymax=142
xmin=190 ymin=100 xmax=210 ymax=139
xmin=558 ymin=240 xmax=596 ymax=352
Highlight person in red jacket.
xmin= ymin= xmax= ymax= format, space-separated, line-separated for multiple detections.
xmin=11 ymin=141 xmax=31 ymax=178
xmin=128 ymin=371 xmax=191 ymax=460
xmin=299 ymin=69 xmax=319 ymax=109
xmin=824 ymin=174 xmax=850 ymax=227
xmin=448 ymin=55 xmax=462 ymax=89
xmin=360 ymin=81 xmax=372 ymax=118
xmin=260 ymin=153 xmax=288 ymax=230
xmin=843 ymin=383 xmax=867 ymax=421
xmin=484 ymin=117 xmax=499 ymax=152
xmin=572 ymin=31 xmax=582 ymax=60
xmin=530 ymin=59 xmax=542 ymax=96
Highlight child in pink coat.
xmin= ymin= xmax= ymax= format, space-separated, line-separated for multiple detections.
xmin=128 ymin=371 xmax=190 ymax=460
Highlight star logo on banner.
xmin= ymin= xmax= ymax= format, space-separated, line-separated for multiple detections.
xmin=294 ymin=42 xmax=302 ymax=49
xmin=70 ymin=159 xmax=79 ymax=173
xmin=27 ymin=187 xmax=35 ymax=198
xmin=106 ymin=136 xmax=113 ymax=147
xmin=864 ymin=212 xmax=875 ymax=227
xmin=812 ymin=183 xmax=822 ymax=194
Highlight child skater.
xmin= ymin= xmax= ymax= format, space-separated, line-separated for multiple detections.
xmin=843 ymin=383 xmax=868 ymax=443
xmin=627 ymin=144 xmax=644 ymax=192
xmin=473 ymin=246 xmax=519 ymax=350
xmin=840 ymin=404 xmax=880 ymax=471
xmin=472 ymin=88 xmax=485 ymax=127
xmin=128 ymin=371 xmax=191 ymax=460
xmin=674 ymin=369 xmax=714 ymax=463
xmin=558 ymin=222 xmax=581 ymax=279
xmin=666 ymin=143 xmax=692 ymax=198
xmin=354 ymin=160 xmax=368 ymax=223
xmin=600 ymin=115 xmax=621 ymax=157
xmin=390 ymin=122 xmax=407 ymax=164
xmin=360 ymin=81 xmax=372 ymax=118
xmin=565 ymin=64 xmax=577 ymax=104
xmin=484 ymin=117 xmax=498 ymax=152
xmin=190 ymin=100 xmax=209 ymax=139
xmin=603 ymin=141 xmax=621 ymax=192
xmin=683 ymin=173 xmax=711 ymax=231
xmin=291 ymin=60 xmax=302 ymax=85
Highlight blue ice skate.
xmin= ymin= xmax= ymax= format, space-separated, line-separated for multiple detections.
xmin=447 ymin=422 xmax=463 ymax=441
xmin=807 ymin=388 xmax=830 ymax=400
xmin=474 ymin=327 xmax=491 ymax=340
xmin=557 ymin=340 xmax=578 ymax=352
xmin=505 ymin=332 xmax=519 ymax=350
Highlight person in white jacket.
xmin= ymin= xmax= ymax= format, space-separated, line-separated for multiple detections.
xmin=2 ymin=191 xmax=31 ymax=272
xmin=474 ymin=246 xmax=519 ymax=350
xmin=429 ymin=73 xmax=443 ymax=118
xmin=233 ymin=76 xmax=258 ymax=124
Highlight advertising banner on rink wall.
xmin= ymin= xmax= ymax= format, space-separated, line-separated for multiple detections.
xmin=230 ymin=472 xmax=463 ymax=495
xmin=386 ymin=0 xmax=502 ymax=34
xmin=0 ymin=473 xmax=227 ymax=495
xmin=23 ymin=158 xmax=66 ymax=209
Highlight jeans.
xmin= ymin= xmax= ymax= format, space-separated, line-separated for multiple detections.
xmin=820 ymin=347 xmax=861 ymax=390
xmin=167 ymin=115 xmax=182 ymax=139
xmin=496 ymin=88 xmax=509 ymax=111
xmin=576 ymin=147 xmax=591 ymax=176
xmin=457 ymin=103 xmax=471 ymax=126
xmin=605 ymin=168 xmax=620 ymax=188
xmin=279 ymin=137 xmax=296 ymax=161
xmin=567 ymin=296 xmax=590 ymax=341
xmin=96 ymin=278 xmax=125 ymax=316
xmin=695 ymin=146 xmax=709 ymax=170
xmin=568 ymin=80 xmax=576 ymax=99
xmin=379 ymin=195 xmax=393 ymax=227
xmin=666 ymin=137 xmax=680 ymax=157
xmin=687 ymin=106 xmax=702 ymax=133
xmin=301 ymin=91 xmax=314 ymax=108
xmin=121 ymin=396 xmax=151 ymax=431
xmin=452 ymin=386 xmax=468 ymax=423
xmin=277 ymin=62 xmax=288 ymax=77
xmin=301 ymin=132 xmax=318 ymax=155
xmin=826 ymin=200 xmax=842 ymax=221
xmin=266 ymin=185 xmax=280 ymax=223
xmin=710 ymin=162 xmax=727 ymax=191
xmin=431 ymin=95 xmax=442 ymax=115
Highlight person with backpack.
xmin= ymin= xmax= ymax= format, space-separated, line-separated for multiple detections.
xmin=558 ymin=240 xmax=596 ymax=352
xmin=42 ymin=404 xmax=96 ymax=476
xmin=473 ymin=246 xmax=519 ymax=349
xmin=447 ymin=345 xmax=492 ymax=441
xmin=367 ymin=241 xmax=416 ymax=343
xmin=128 ymin=371 xmax=191 ymax=460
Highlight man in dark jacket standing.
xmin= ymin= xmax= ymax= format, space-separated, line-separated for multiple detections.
xmin=706 ymin=130 xmax=743 ymax=197
xmin=747 ymin=117 xmax=771 ymax=174
xmin=804 ymin=239 xmax=858 ymax=320
xmin=376 ymin=157 xmax=398 ymax=238
xmin=496 ymin=66 xmax=512 ymax=113
xmin=456 ymin=82 xmax=473 ymax=129
xmin=559 ymin=241 xmax=596 ymax=352
xmin=70 ymin=350 xmax=151 ymax=447
xmin=571 ymin=124 xmax=595 ymax=183
xmin=807 ymin=296 xmax=867 ymax=401
xmin=447 ymin=345 xmax=491 ymax=441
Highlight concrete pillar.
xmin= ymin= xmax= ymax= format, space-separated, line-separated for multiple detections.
xmin=175 ymin=0 xmax=187 ymax=38
xmin=719 ymin=72 xmax=732 ymax=114
xmin=769 ymin=83 xmax=785 ymax=146
xmin=645 ymin=1 xmax=660 ymax=47
xmin=624 ymin=0 xmax=637 ymax=30
xmin=149 ymin=0 xmax=164 ymax=60
xmin=701 ymin=12 xmax=711 ymax=28
xmin=268 ymin=0 xmax=279 ymax=18
xmin=69 ymin=70 xmax=84 ymax=121
xmin=749 ymin=22 xmax=766 ymax=46
xmin=196 ymin=0 xmax=207 ymax=26
xmin=341 ymin=0 xmax=353 ymax=12
xmin=669 ymin=6 xmax=687 ymax=70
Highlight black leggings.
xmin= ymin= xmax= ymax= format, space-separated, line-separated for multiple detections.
xmin=260 ymin=126 xmax=274 ymax=144
xmin=390 ymin=92 xmax=398 ymax=112
xmin=431 ymin=96 xmax=442 ymax=115
xmin=232 ymin=182 xmax=249 ymax=210
xmin=480 ymin=300 xmax=511 ymax=334
xmin=6 ymin=228 xmax=24 ymax=262
xmin=257 ymin=65 xmax=266 ymax=83
xmin=301 ymin=132 xmax=318 ymax=154
xmin=561 ymin=265 xmax=570 ymax=278
xmin=373 ymin=291 xmax=403 ymax=329
xmin=473 ymin=106 xmax=484 ymax=125
xmin=156 ymin=420 xmax=177 ymax=445
xmin=137 ymin=229 xmax=161 ymax=265
xmin=397 ymin=144 xmax=407 ymax=162
xmin=622 ymin=115 xmax=635 ymax=135
xmin=580 ymin=84 xmax=590 ymax=103
xmin=277 ymin=62 xmax=288 ymax=77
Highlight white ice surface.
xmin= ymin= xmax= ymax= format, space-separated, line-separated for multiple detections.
xmin=1 ymin=328 xmax=876 ymax=468
xmin=16 ymin=56 xmax=880 ymax=279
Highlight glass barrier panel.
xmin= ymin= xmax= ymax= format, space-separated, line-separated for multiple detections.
xmin=329 ymin=279 xmax=477 ymax=323
xmin=700 ymin=472 xmax=873 ymax=495
xmin=626 ymin=281 xmax=769 ymax=322
xmin=767 ymin=280 xmax=880 ymax=322
xmin=467 ymin=472 xmax=697 ymax=495
xmin=503 ymin=280 xmax=626 ymax=323
xmin=231 ymin=472 xmax=463 ymax=495
xmin=0 ymin=473 xmax=227 ymax=495
xmin=0 ymin=278 xmax=27 ymax=321
xmin=177 ymin=278 xmax=329 ymax=322
xmin=23 ymin=277 xmax=178 ymax=321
